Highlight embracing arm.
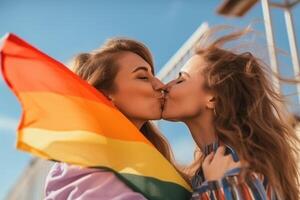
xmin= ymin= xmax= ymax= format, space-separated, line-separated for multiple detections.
xmin=191 ymin=147 xmax=277 ymax=200
xmin=192 ymin=170 xmax=277 ymax=200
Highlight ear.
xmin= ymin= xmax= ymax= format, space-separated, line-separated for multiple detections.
xmin=206 ymin=95 xmax=215 ymax=109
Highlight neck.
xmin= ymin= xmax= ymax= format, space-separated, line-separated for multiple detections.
xmin=184 ymin=111 xmax=217 ymax=152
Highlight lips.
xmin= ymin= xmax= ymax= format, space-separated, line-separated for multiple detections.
xmin=159 ymin=98 xmax=165 ymax=109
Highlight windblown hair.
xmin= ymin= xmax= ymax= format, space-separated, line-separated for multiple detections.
xmin=186 ymin=27 xmax=300 ymax=199
xmin=70 ymin=38 xmax=175 ymax=164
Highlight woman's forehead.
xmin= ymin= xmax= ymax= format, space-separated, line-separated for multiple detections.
xmin=180 ymin=55 xmax=205 ymax=74
xmin=117 ymin=52 xmax=152 ymax=73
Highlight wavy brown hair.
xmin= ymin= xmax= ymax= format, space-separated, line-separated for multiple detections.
xmin=70 ymin=38 xmax=175 ymax=163
xmin=185 ymin=27 xmax=300 ymax=199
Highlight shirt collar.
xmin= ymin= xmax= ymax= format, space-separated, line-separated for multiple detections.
xmin=202 ymin=140 xmax=239 ymax=162
xmin=202 ymin=140 xmax=220 ymax=157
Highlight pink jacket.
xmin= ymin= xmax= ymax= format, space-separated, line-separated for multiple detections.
xmin=44 ymin=163 xmax=147 ymax=200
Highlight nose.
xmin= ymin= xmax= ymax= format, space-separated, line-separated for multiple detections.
xmin=152 ymin=77 xmax=165 ymax=91
xmin=163 ymin=79 xmax=176 ymax=93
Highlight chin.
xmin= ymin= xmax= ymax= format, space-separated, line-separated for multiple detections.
xmin=162 ymin=116 xmax=180 ymax=122
xmin=161 ymin=111 xmax=178 ymax=121
xmin=148 ymin=104 xmax=163 ymax=119
xmin=161 ymin=105 xmax=172 ymax=119
xmin=151 ymin=111 xmax=163 ymax=120
xmin=143 ymin=109 xmax=161 ymax=120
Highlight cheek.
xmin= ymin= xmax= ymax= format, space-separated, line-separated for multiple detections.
xmin=112 ymin=83 xmax=161 ymax=118
xmin=123 ymin=83 xmax=155 ymax=103
xmin=169 ymin=83 xmax=198 ymax=105
xmin=164 ymin=85 xmax=206 ymax=119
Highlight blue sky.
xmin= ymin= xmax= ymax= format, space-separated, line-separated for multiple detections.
xmin=0 ymin=0 xmax=299 ymax=198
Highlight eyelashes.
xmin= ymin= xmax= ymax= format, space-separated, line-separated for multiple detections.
xmin=137 ymin=76 xmax=149 ymax=81
xmin=175 ymin=72 xmax=184 ymax=84
xmin=176 ymin=77 xmax=185 ymax=84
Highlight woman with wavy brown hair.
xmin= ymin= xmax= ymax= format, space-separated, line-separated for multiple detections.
xmin=44 ymin=38 xmax=176 ymax=200
xmin=162 ymin=28 xmax=300 ymax=200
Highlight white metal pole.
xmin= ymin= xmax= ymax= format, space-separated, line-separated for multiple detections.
xmin=283 ymin=0 xmax=300 ymax=103
xmin=261 ymin=0 xmax=281 ymax=92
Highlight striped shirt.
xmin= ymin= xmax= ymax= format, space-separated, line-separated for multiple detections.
xmin=191 ymin=141 xmax=279 ymax=200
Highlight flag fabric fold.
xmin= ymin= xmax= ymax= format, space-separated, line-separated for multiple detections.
xmin=0 ymin=33 xmax=191 ymax=200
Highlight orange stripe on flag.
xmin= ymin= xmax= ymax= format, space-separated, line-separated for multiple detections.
xmin=19 ymin=91 xmax=151 ymax=143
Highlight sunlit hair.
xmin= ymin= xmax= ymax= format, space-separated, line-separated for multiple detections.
xmin=184 ymin=27 xmax=300 ymax=199
xmin=70 ymin=38 xmax=175 ymax=164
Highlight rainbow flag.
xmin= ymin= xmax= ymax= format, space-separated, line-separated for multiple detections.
xmin=0 ymin=33 xmax=191 ymax=200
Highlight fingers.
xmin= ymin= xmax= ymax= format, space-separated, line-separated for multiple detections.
xmin=204 ymin=146 xmax=226 ymax=166
xmin=204 ymin=146 xmax=240 ymax=168
xmin=212 ymin=147 xmax=240 ymax=168
xmin=214 ymin=146 xmax=226 ymax=158
xmin=203 ymin=152 xmax=214 ymax=166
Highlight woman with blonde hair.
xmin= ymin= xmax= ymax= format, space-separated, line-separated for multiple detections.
xmin=163 ymin=28 xmax=300 ymax=199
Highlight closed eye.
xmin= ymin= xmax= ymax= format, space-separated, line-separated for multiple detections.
xmin=176 ymin=73 xmax=184 ymax=84
xmin=175 ymin=72 xmax=187 ymax=84
xmin=176 ymin=79 xmax=184 ymax=84
xmin=138 ymin=76 xmax=149 ymax=80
